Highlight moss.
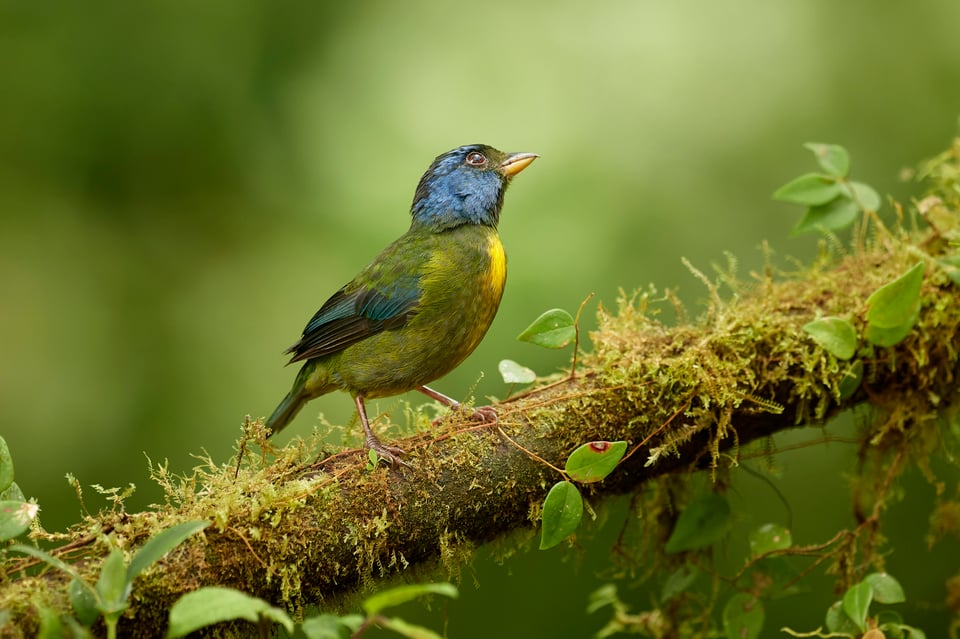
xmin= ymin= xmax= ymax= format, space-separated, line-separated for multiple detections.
xmin=2 ymin=140 xmax=960 ymax=637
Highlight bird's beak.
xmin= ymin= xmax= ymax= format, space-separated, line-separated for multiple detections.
xmin=498 ymin=152 xmax=539 ymax=177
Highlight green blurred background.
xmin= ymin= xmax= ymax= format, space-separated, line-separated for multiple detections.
xmin=2 ymin=1 xmax=959 ymax=635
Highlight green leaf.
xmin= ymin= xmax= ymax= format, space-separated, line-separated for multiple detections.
xmin=362 ymin=582 xmax=458 ymax=616
xmin=847 ymin=181 xmax=882 ymax=212
xmin=802 ymin=317 xmax=858 ymax=360
xmin=0 ymin=481 xmax=25 ymax=502
xmin=865 ymin=572 xmax=905 ymax=604
xmin=301 ymin=614 xmax=342 ymax=639
xmin=898 ymin=625 xmax=928 ymax=639
xmin=518 ymin=309 xmax=576 ymax=349
xmin=792 ymin=197 xmax=859 ymax=235
xmin=825 ymin=600 xmax=860 ymax=634
xmin=379 ymin=617 xmax=445 ymax=639
xmin=0 ymin=436 xmax=13 ymax=494
xmin=302 ymin=614 xmax=361 ymax=639
xmin=96 ymin=548 xmax=130 ymax=614
xmin=167 ymin=587 xmax=294 ymax=637
xmin=564 ymin=441 xmax=627 ymax=483
xmin=0 ymin=500 xmax=39 ymax=541
xmin=842 ymin=580 xmax=873 ymax=631
xmin=665 ymin=492 xmax=731 ymax=553
xmin=127 ymin=520 xmax=209 ymax=584
xmin=838 ymin=360 xmax=864 ymax=400
xmin=867 ymin=262 xmax=924 ymax=328
xmin=497 ymin=359 xmax=536 ymax=384
xmin=864 ymin=310 xmax=919 ymax=347
xmin=722 ymin=593 xmax=764 ymax=639
xmin=660 ymin=565 xmax=698 ymax=602
xmin=69 ymin=577 xmax=101 ymax=626
xmin=539 ymin=481 xmax=583 ymax=550
xmin=748 ymin=523 xmax=792 ymax=556
xmin=874 ymin=609 xmax=904 ymax=627
xmin=749 ymin=557 xmax=802 ymax=598
xmin=62 ymin=617 xmax=95 ymax=639
xmin=11 ymin=544 xmax=83 ymax=580
xmin=804 ymin=142 xmax=850 ymax=178
xmin=773 ymin=173 xmax=842 ymax=206
xmin=36 ymin=606 xmax=63 ymax=639
xmin=587 ymin=584 xmax=620 ymax=613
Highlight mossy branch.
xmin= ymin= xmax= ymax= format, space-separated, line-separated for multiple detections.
xmin=3 ymin=149 xmax=960 ymax=637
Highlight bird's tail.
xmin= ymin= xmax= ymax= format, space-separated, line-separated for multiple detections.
xmin=265 ymin=389 xmax=306 ymax=436
xmin=265 ymin=361 xmax=328 ymax=436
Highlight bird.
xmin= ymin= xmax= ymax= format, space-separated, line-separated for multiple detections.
xmin=265 ymin=144 xmax=538 ymax=464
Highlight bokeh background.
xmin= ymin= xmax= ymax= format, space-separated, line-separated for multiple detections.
xmin=2 ymin=1 xmax=959 ymax=635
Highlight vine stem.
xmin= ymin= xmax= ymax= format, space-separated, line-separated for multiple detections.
xmin=496 ymin=424 xmax=567 ymax=477
xmin=620 ymin=396 xmax=693 ymax=464
xmin=569 ymin=292 xmax=595 ymax=380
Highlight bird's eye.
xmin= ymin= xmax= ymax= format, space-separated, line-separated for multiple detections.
xmin=465 ymin=151 xmax=487 ymax=167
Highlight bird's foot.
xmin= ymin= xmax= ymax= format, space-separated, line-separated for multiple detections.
xmin=356 ymin=394 xmax=409 ymax=467
xmin=470 ymin=405 xmax=499 ymax=424
xmin=430 ymin=403 xmax=498 ymax=426
xmin=366 ymin=438 xmax=409 ymax=467
xmin=417 ymin=386 xmax=497 ymax=426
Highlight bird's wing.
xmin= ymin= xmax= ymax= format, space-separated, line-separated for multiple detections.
xmin=285 ymin=275 xmax=421 ymax=363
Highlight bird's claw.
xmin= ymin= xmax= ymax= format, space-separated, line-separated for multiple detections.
xmin=367 ymin=441 xmax=410 ymax=467
xmin=430 ymin=404 xmax=498 ymax=426
xmin=470 ymin=405 xmax=499 ymax=424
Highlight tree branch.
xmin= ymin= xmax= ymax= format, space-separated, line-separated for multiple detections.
xmin=3 ymin=165 xmax=959 ymax=638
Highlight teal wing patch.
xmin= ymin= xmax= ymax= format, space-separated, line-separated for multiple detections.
xmin=286 ymin=277 xmax=421 ymax=363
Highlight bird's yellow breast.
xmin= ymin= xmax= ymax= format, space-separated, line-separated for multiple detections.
xmin=486 ymin=233 xmax=507 ymax=300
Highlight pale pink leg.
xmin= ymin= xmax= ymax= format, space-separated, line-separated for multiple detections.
xmin=355 ymin=395 xmax=408 ymax=466
xmin=417 ymin=386 xmax=498 ymax=424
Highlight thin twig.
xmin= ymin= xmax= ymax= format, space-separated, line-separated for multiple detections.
xmin=621 ymin=397 xmax=693 ymax=463
xmin=496 ymin=424 xmax=567 ymax=477
xmin=570 ymin=292 xmax=596 ymax=379
xmin=228 ymin=526 xmax=273 ymax=575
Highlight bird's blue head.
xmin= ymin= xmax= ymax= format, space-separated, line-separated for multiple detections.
xmin=410 ymin=144 xmax=538 ymax=232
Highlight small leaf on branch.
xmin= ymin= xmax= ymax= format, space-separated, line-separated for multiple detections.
xmin=498 ymin=359 xmax=536 ymax=384
xmin=838 ymin=360 xmax=864 ymax=399
xmin=802 ymin=317 xmax=858 ymax=360
xmin=167 ymin=587 xmax=294 ymax=637
xmin=804 ymin=142 xmax=850 ymax=178
xmin=748 ymin=523 xmax=793 ymax=556
xmin=866 ymin=261 xmax=924 ymax=328
xmin=722 ymin=593 xmax=764 ymax=639
xmin=847 ymin=181 xmax=882 ymax=212
xmin=362 ymin=582 xmax=458 ymax=616
xmin=302 ymin=613 xmax=363 ymax=639
xmin=540 ymin=481 xmax=583 ymax=550
xmin=0 ymin=436 xmax=13 ymax=494
xmin=518 ymin=309 xmax=576 ymax=349
xmin=791 ymin=197 xmax=859 ymax=235
xmin=773 ymin=173 xmax=842 ymax=206
xmin=127 ymin=520 xmax=210 ymax=584
xmin=825 ymin=600 xmax=860 ymax=634
xmin=0 ymin=501 xmax=38 ymax=541
xmin=865 ymin=572 xmax=905 ymax=604
xmin=69 ymin=577 xmax=100 ymax=626
xmin=96 ymin=548 xmax=129 ymax=614
xmin=564 ymin=441 xmax=627 ymax=483
xmin=842 ymin=580 xmax=873 ymax=631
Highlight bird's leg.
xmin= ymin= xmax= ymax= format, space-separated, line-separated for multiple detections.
xmin=417 ymin=386 xmax=498 ymax=424
xmin=355 ymin=395 xmax=408 ymax=466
